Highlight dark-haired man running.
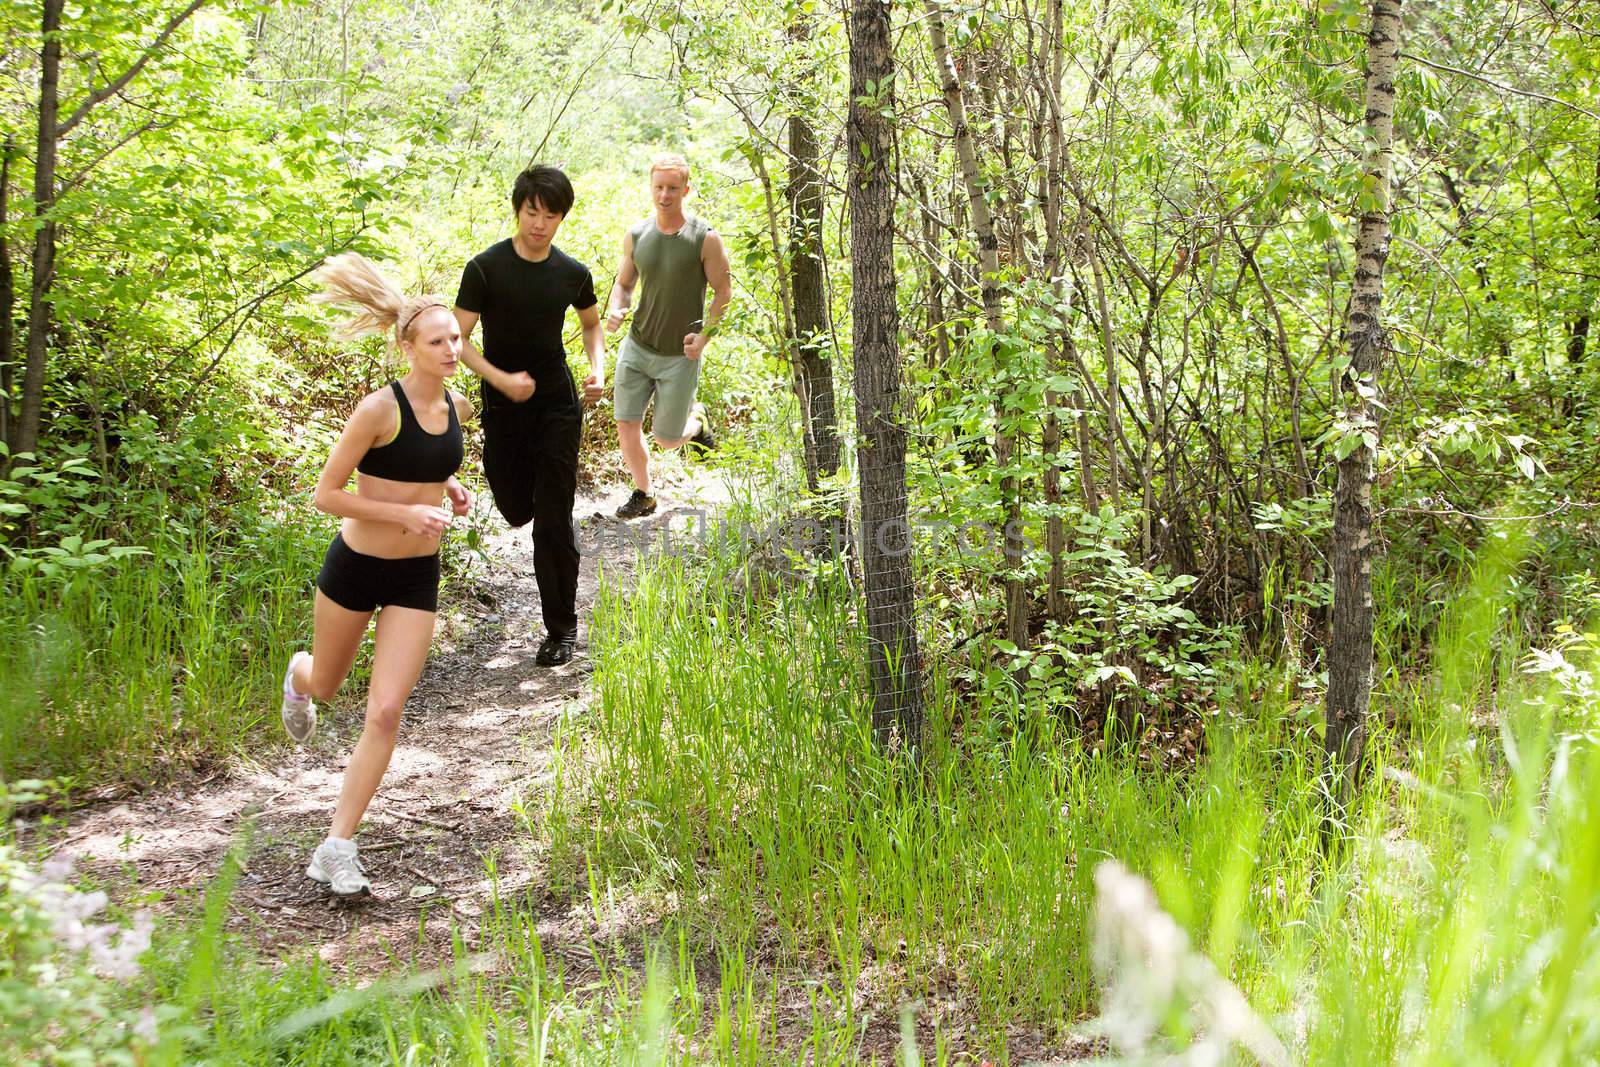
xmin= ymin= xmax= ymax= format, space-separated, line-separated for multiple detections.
xmin=454 ymin=165 xmax=604 ymax=667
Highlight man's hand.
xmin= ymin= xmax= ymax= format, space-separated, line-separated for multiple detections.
xmin=583 ymin=371 xmax=605 ymax=405
xmin=683 ymin=332 xmax=708 ymax=361
xmin=496 ymin=370 xmax=536 ymax=402
xmin=605 ymin=309 xmax=626 ymax=335
xmin=445 ymin=478 xmax=472 ymax=517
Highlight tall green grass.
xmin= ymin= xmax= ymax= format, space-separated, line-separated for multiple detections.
xmin=541 ymin=535 xmax=1308 ymax=1038
xmin=115 ymin=867 xmax=898 ymax=1065
xmin=0 ymin=517 xmax=326 ymax=782
xmin=531 ymin=513 xmax=1600 ymax=1061
xmin=14 ymin=504 xmax=1600 ymax=1063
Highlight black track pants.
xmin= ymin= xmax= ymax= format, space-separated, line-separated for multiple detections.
xmin=480 ymin=394 xmax=581 ymax=640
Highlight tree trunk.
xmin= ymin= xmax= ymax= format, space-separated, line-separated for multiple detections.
xmin=1438 ymin=169 xmax=1511 ymax=367
xmin=1568 ymin=149 xmax=1598 ymax=367
xmin=14 ymin=0 xmax=207 ymax=459
xmin=914 ymin=175 xmax=954 ymax=371
xmin=1324 ymin=0 xmax=1403 ymax=840
xmin=740 ymin=129 xmax=815 ymax=489
xmin=924 ymin=0 xmax=1028 ymax=651
xmin=0 ymin=138 xmax=15 ymax=451
xmin=18 ymin=0 xmax=64 ymax=459
xmin=787 ymin=15 xmax=840 ymax=490
xmin=1073 ymin=386 xmax=1098 ymax=512
xmin=1038 ymin=0 xmax=1072 ymax=623
xmin=849 ymin=0 xmax=923 ymax=751
xmin=1088 ymin=233 xmax=1121 ymax=509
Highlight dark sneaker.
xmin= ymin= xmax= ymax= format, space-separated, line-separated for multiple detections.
xmin=535 ymin=634 xmax=575 ymax=667
xmin=687 ymin=403 xmax=716 ymax=455
xmin=616 ymin=489 xmax=657 ymax=519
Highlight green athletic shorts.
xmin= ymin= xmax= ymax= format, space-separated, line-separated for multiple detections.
xmin=613 ymin=333 xmax=703 ymax=440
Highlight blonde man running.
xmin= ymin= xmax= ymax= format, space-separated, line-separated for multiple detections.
xmin=605 ymin=153 xmax=733 ymax=518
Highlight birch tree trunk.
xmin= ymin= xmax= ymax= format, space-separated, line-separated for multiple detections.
xmin=1324 ymin=0 xmax=1404 ymax=836
xmin=850 ymin=0 xmax=923 ymax=751
xmin=924 ymin=0 xmax=1028 ymax=651
xmin=1037 ymin=0 xmax=1072 ymax=622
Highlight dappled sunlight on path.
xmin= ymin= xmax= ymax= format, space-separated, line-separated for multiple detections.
xmin=32 ymin=468 xmax=732 ymax=977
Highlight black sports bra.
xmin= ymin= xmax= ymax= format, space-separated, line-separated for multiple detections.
xmin=357 ymin=382 xmax=464 ymax=483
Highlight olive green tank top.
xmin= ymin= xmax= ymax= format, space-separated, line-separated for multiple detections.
xmin=627 ymin=215 xmax=709 ymax=357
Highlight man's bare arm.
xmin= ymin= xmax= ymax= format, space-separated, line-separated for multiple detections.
xmin=604 ymin=232 xmax=637 ymax=335
xmin=683 ymin=231 xmax=732 ymax=360
xmin=578 ymin=304 xmax=605 ymax=404
xmin=701 ymin=231 xmax=732 ymax=330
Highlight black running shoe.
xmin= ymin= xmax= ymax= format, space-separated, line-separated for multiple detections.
xmin=616 ymin=489 xmax=658 ymax=519
xmin=535 ymin=634 xmax=575 ymax=667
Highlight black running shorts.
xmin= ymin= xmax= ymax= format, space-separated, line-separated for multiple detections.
xmin=315 ymin=533 xmax=440 ymax=613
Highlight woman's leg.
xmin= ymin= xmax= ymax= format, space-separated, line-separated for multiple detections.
xmin=293 ymin=589 xmax=372 ymax=700
xmin=328 ymin=605 xmax=436 ymax=839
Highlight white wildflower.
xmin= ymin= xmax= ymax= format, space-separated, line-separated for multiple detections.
xmin=92 ymin=910 xmax=154 ymax=980
xmin=15 ymin=851 xmax=151 ymax=980
xmin=1087 ymin=860 xmax=1291 ymax=1067
xmin=41 ymin=852 xmax=76 ymax=883
xmin=132 ymin=1006 xmax=159 ymax=1044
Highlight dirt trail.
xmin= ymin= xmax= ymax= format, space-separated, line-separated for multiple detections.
xmin=26 ymin=468 xmax=1085 ymax=1062
xmin=33 ymin=473 xmax=728 ymax=975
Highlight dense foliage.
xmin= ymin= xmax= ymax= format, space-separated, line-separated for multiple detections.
xmin=1 ymin=0 xmax=1597 ymax=1061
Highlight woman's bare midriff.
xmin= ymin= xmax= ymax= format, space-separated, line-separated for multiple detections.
xmin=340 ymin=472 xmax=450 ymax=558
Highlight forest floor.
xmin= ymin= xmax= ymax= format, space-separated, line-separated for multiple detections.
xmin=28 ymin=466 xmax=723 ymax=970
xmin=24 ymin=461 xmax=1087 ymax=1063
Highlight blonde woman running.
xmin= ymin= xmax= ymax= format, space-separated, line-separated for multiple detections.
xmin=279 ymin=253 xmax=472 ymax=897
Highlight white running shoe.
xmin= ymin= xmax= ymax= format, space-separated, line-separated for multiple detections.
xmin=280 ymin=651 xmax=316 ymax=743
xmin=306 ymin=838 xmax=371 ymax=896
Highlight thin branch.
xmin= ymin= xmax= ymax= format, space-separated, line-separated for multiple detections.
xmin=1399 ymin=50 xmax=1600 ymax=121
xmin=523 ymin=27 xmax=619 ymax=164
xmin=1381 ymin=499 xmax=1586 ymax=523
xmin=57 ymin=0 xmax=210 ymax=138
xmin=158 ymin=236 xmax=364 ymax=384
xmin=58 ymin=118 xmax=166 ymax=193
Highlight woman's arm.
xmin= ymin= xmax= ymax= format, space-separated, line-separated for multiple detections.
xmin=312 ymin=393 xmax=453 ymax=538
xmin=444 ymin=392 xmax=474 ymax=516
xmin=455 ymin=306 xmax=533 ymax=402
